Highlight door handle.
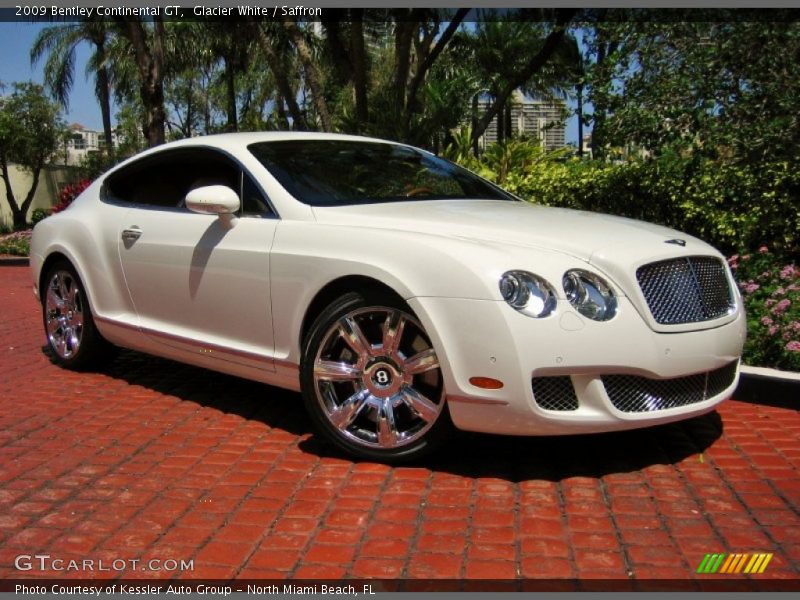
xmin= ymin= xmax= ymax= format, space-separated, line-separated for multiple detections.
xmin=121 ymin=226 xmax=142 ymax=242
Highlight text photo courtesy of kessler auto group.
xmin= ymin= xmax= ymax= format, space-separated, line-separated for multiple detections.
xmin=0 ymin=0 xmax=799 ymax=597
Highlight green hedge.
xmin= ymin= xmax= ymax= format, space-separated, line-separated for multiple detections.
xmin=454 ymin=140 xmax=800 ymax=258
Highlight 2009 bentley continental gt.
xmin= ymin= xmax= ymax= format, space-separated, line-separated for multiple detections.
xmin=31 ymin=133 xmax=746 ymax=461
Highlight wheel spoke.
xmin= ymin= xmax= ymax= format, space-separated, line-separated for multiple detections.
xmin=315 ymin=359 xmax=361 ymax=381
xmin=67 ymin=282 xmax=79 ymax=309
xmin=46 ymin=286 xmax=64 ymax=311
xmin=65 ymin=327 xmax=80 ymax=352
xmin=400 ymin=386 xmax=440 ymax=423
xmin=404 ymin=348 xmax=439 ymax=375
xmin=55 ymin=336 xmax=67 ymax=357
xmin=46 ymin=316 xmax=60 ymax=336
xmin=58 ymin=275 xmax=70 ymax=303
xmin=377 ymin=400 xmax=399 ymax=447
xmin=329 ymin=389 xmax=369 ymax=430
xmin=381 ymin=310 xmax=406 ymax=356
xmin=338 ymin=316 xmax=372 ymax=358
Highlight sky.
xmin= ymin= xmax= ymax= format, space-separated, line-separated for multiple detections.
xmin=0 ymin=22 xmax=583 ymax=146
xmin=0 ymin=23 xmax=104 ymax=128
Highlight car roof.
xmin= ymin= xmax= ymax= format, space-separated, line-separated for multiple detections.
xmin=150 ymin=131 xmax=397 ymax=152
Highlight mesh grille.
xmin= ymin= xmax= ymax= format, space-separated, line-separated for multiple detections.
xmin=636 ymin=256 xmax=733 ymax=325
xmin=603 ymin=361 xmax=738 ymax=413
xmin=532 ymin=376 xmax=578 ymax=411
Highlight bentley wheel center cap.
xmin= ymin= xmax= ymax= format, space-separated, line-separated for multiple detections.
xmin=364 ymin=361 xmax=402 ymax=397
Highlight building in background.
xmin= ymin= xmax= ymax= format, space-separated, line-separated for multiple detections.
xmin=63 ymin=123 xmax=118 ymax=166
xmin=475 ymin=91 xmax=567 ymax=151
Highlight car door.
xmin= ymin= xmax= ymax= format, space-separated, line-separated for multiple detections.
xmin=109 ymin=147 xmax=278 ymax=372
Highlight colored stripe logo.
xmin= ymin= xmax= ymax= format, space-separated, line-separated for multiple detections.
xmin=697 ymin=553 xmax=773 ymax=574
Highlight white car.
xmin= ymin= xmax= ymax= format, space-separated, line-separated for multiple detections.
xmin=30 ymin=133 xmax=746 ymax=461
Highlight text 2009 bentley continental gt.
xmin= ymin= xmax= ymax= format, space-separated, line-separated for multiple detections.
xmin=30 ymin=133 xmax=746 ymax=461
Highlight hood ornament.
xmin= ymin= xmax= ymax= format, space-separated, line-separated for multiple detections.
xmin=665 ymin=239 xmax=686 ymax=247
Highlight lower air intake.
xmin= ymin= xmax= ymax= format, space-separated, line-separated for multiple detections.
xmin=603 ymin=361 xmax=738 ymax=413
xmin=532 ymin=376 xmax=578 ymax=411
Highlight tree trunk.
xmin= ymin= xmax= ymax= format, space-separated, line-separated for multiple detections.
xmin=224 ymin=57 xmax=238 ymax=132
xmin=251 ymin=21 xmax=306 ymax=130
xmin=471 ymin=10 xmax=577 ymax=148
xmin=392 ymin=14 xmax=416 ymax=132
xmin=1 ymin=159 xmax=18 ymax=226
xmin=282 ymin=18 xmax=332 ymax=131
xmin=350 ymin=11 xmax=368 ymax=127
xmin=2 ymin=160 xmax=41 ymax=229
xmin=321 ymin=15 xmax=351 ymax=88
xmin=118 ymin=16 xmax=167 ymax=147
xmin=97 ymin=66 xmax=113 ymax=156
xmin=576 ymin=82 xmax=584 ymax=157
xmin=403 ymin=9 xmax=469 ymax=135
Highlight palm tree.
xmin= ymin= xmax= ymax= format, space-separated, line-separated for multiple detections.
xmin=31 ymin=19 xmax=115 ymax=156
xmin=466 ymin=10 xmax=578 ymax=148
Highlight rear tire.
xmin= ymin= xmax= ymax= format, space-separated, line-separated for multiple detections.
xmin=301 ymin=291 xmax=452 ymax=463
xmin=41 ymin=260 xmax=116 ymax=371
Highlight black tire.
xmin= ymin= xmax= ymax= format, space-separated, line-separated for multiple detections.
xmin=41 ymin=260 xmax=116 ymax=371
xmin=301 ymin=291 xmax=452 ymax=463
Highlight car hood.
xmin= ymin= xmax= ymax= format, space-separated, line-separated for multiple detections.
xmin=311 ymin=199 xmax=719 ymax=264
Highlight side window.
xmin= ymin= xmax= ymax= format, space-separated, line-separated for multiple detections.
xmin=240 ymin=172 xmax=274 ymax=217
xmin=105 ymin=148 xmax=239 ymax=209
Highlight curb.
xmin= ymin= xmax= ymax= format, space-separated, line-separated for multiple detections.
xmin=735 ymin=365 xmax=799 ymax=409
xmin=0 ymin=257 xmax=29 ymax=266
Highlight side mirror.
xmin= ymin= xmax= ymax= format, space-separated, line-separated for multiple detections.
xmin=185 ymin=185 xmax=240 ymax=227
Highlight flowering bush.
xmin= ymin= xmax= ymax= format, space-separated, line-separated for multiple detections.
xmin=52 ymin=179 xmax=91 ymax=214
xmin=730 ymin=247 xmax=800 ymax=371
xmin=0 ymin=230 xmax=32 ymax=257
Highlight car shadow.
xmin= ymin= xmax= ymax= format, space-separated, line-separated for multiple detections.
xmin=78 ymin=348 xmax=723 ymax=483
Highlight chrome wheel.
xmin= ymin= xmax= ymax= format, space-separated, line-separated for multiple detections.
xmin=312 ymin=306 xmax=444 ymax=450
xmin=45 ymin=270 xmax=85 ymax=359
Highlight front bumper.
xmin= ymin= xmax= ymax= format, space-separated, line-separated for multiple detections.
xmin=408 ymin=296 xmax=746 ymax=436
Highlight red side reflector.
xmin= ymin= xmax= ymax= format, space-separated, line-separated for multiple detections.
xmin=469 ymin=377 xmax=504 ymax=390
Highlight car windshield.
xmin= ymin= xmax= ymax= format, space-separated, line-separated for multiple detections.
xmin=248 ymin=140 xmax=515 ymax=206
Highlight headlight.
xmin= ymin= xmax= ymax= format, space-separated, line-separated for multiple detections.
xmin=499 ymin=271 xmax=557 ymax=318
xmin=562 ymin=269 xmax=617 ymax=321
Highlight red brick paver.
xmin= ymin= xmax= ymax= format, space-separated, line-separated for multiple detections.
xmin=1 ymin=265 xmax=798 ymax=586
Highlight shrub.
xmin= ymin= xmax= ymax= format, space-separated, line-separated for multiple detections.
xmin=452 ymin=142 xmax=800 ymax=258
xmin=0 ymin=230 xmax=32 ymax=256
xmin=31 ymin=208 xmax=49 ymax=224
xmin=730 ymin=248 xmax=800 ymax=371
xmin=52 ymin=179 xmax=91 ymax=214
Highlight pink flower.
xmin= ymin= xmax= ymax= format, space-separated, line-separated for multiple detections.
xmin=787 ymin=341 xmax=800 ymax=352
xmin=744 ymin=282 xmax=760 ymax=294
xmin=780 ymin=265 xmax=797 ymax=280
xmin=758 ymin=246 xmax=769 ymax=253
xmin=772 ymin=299 xmax=791 ymax=315
xmin=772 ymin=287 xmax=786 ymax=297
xmin=761 ymin=316 xmax=774 ymax=326
xmin=766 ymin=299 xmax=776 ymax=307
xmin=769 ymin=325 xmax=779 ymax=336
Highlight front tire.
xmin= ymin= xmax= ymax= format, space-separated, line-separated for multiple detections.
xmin=301 ymin=291 xmax=451 ymax=462
xmin=42 ymin=260 xmax=114 ymax=370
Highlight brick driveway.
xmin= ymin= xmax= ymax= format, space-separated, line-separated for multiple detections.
xmin=0 ymin=264 xmax=798 ymax=589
